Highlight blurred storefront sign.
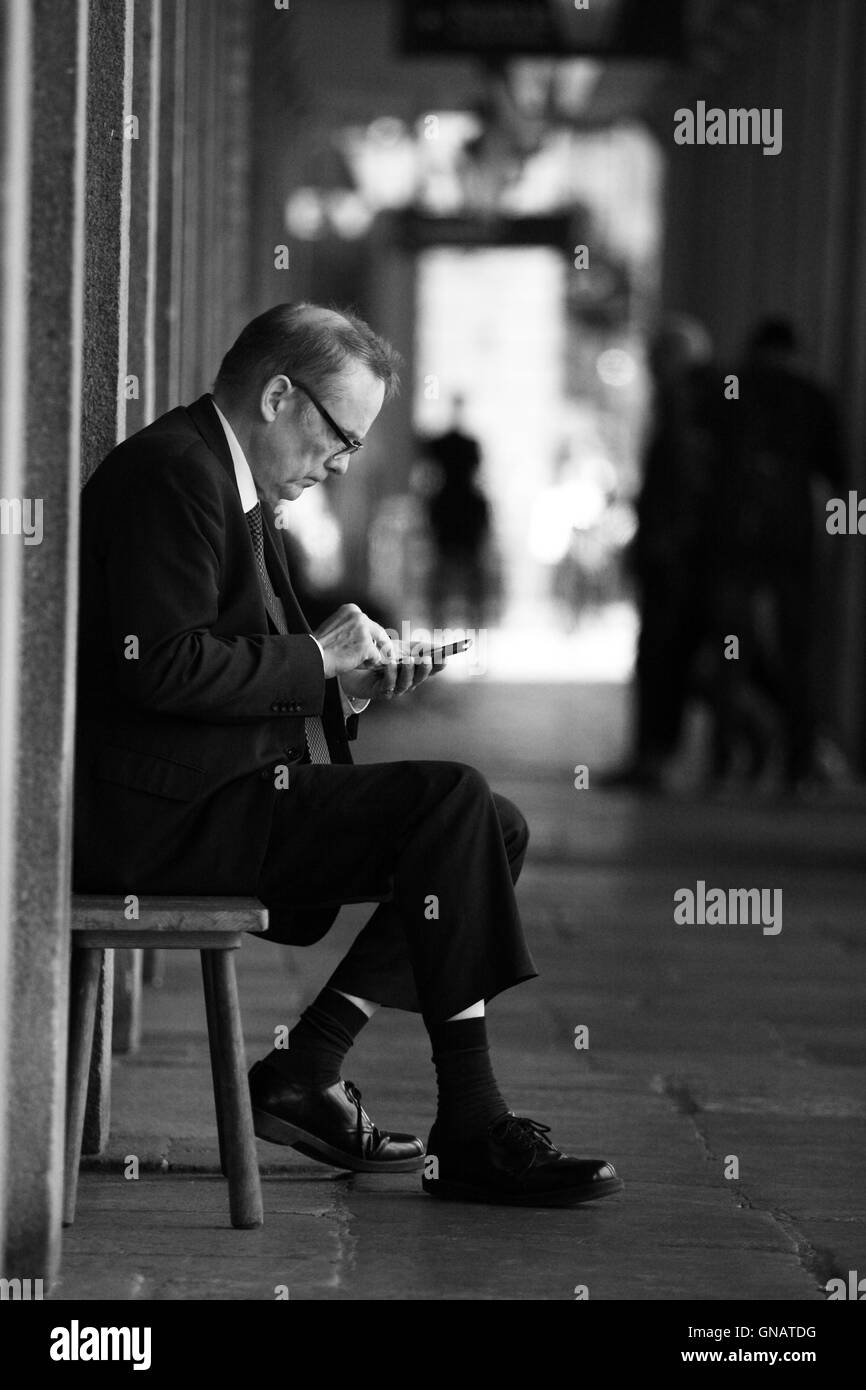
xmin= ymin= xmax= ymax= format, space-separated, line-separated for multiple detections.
xmin=401 ymin=0 xmax=686 ymax=60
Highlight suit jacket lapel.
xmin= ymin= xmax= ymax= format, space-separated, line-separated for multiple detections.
xmin=185 ymin=393 xmax=312 ymax=636
xmin=186 ymin=394 xmax=237 ymax=490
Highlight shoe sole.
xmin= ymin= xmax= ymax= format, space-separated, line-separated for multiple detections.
xmin=421 ymin=1176 xmax=624 ymax=1207
xmin=252 ymin=1106 xmax=426 ymax=1173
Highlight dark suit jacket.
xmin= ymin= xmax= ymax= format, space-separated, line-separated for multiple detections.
xmin=73 ymin=394 xmax=357 ymax=900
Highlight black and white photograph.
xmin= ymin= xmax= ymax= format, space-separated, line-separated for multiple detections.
xmin=0 ymin=0 xmax=863 ymax=1349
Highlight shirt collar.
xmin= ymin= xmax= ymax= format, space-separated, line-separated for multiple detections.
xmin=212 ymin=399 xmax=259 ymax=514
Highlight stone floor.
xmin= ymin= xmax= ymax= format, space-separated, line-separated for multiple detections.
xmin=55 ymin=679 xmax=866 ymax=1301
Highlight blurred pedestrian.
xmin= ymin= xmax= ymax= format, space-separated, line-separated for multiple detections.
xmin=424 ymin=395 xmax=492 ymax=628
xmin=600 ymin=315 xmax=719 ymax=790
xmin=720 ymin=318 xmax=847 ymax=791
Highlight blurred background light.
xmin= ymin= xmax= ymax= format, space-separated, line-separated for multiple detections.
xmin=596 ymin=347 xmax=638 ymax=387
xmin=342 ymin=118 xmax=420 ymax=209
xmin=325 ymin=190 xmax=374 ymax=239
xmin=284 ymin=187 xmax=327 ymax=240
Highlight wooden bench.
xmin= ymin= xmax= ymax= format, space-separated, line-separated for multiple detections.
xmin=66 ymin=896 xmax=266 ymax=1229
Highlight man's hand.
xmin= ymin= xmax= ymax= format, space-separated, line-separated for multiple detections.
xmin=339 ymin=639 xmax=436 ymax=702
xmin=313 ymin=604 xmax=394 ymax=680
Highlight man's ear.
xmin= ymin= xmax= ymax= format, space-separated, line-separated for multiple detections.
xmin=260 ymin=374 xmax=292 ymax=422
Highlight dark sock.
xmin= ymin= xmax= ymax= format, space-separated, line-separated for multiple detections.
xmin=264 ymin=987 xmax=370 ymax=1087
xmin=429 ymin=1017 xmax=509 ymax=1143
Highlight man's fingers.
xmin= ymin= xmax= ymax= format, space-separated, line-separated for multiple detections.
xmin=315 ymin=603 xmax=393 ymax=676
xmin=384 ymin=649 xmax=433 ymax=697
xmin=393 ymin=661 xmax=415 ymax=695
xmin=349 ymin=631 xmax=437 ymax=697
xmin=376 ymin=660 xmax=399 ymax=697
xmin=356 ymin=614 xmax=386 ymax=665
xmin=411 ymin=656 xmax=434 ymax=686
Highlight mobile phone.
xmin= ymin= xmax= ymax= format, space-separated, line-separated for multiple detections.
xmin=421 ymin=638 xmax=473 ymax=663
xmin=366 ymin=636 xmax=475 ymax=669
xmin=364 ymin=637 xmax=473 ymax=673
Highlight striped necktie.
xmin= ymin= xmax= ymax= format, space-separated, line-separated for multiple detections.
xmin=244 ymin=501 xmax=331 ymax=764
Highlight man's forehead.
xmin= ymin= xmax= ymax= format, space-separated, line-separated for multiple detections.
xmin=322 ymin=359 xmax=384 ymax=426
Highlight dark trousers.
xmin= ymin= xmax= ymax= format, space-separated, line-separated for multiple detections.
xmin=745 ymin=564 xmax=816 ymax=780
xmin=635 ymin=566 xmax=710 ymax=760
xmin=254 ymin=760 xmax=536 ymax=1023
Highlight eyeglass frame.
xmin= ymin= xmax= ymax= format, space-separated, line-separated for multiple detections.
xmin=291 ymin=379 xmax=363 ymax=460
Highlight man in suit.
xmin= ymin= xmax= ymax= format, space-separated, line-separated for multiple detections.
xmin=75 ymin=303 xmax=622 ymax=1207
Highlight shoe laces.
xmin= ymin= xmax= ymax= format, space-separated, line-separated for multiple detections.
xmin=491 ymin=1113 xmax=559 ymax=1164
xmin=344 ymin=1080 xmax=384 ymax=1144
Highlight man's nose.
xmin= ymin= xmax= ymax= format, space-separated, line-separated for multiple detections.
xmin=326 ymin=454 xmax=350 ymax=478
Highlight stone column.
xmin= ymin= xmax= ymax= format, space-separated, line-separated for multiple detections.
xmin=3 ymin=0 xmax=90 ymax=1284
xmin=80 ymin=0 xmax=135 ymax=485
xmin=125 ymin=0 xmax=161 ymax=433
xmin=110 ymin=0 xmax=162 ymax=1066
xmin=0 ymin=0 xmax=33 ymax=1269
xmin=153 ymin=0 xmax=186 ymax=417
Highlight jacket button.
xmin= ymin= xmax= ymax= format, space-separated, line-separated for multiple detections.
xmin=284 ymin=746 xmax=300 ymax=760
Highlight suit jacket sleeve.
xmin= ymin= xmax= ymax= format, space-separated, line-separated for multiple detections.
xmin=97 ymin=447 xmax=325 ymax=722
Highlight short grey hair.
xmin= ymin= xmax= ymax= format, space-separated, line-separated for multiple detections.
xmin=214 ymin=302 xmax=401 ymax=403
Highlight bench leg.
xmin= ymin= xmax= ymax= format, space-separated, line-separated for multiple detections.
xmin=83 ymin=949 xmax=114 ymax=1154
xmin=201 ymin=951 xmax=228 ymax=1178
xmin=112 ymin=947 xmax=143 ymax=1054
xmin=64 ymin=948 xmax=104 ymax=1225
xmin=200 ymin=948 xmax=263 ymax=1229
xmin=142 ymin=947 xmax=165 ymax=987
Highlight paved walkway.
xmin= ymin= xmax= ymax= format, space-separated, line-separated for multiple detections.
xmin=55 ymin=681 xmax=865 ymax=1300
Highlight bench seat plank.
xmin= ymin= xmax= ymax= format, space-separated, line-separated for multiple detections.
xmin=72 ymin=895 xmax=268 ymax=935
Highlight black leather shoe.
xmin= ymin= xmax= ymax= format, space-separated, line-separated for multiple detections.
xmin=249 ymin=1060 xmax=425 ymax=1173
xmin=422 ymin=1113 xmax=623 ymax=1206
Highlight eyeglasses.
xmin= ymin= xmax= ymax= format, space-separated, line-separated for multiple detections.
xmin=292 ymin=380 xmax=363 ymax=461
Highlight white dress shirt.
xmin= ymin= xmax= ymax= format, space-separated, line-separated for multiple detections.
xmin=212 ymin=400 xmax=369 ymax=720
